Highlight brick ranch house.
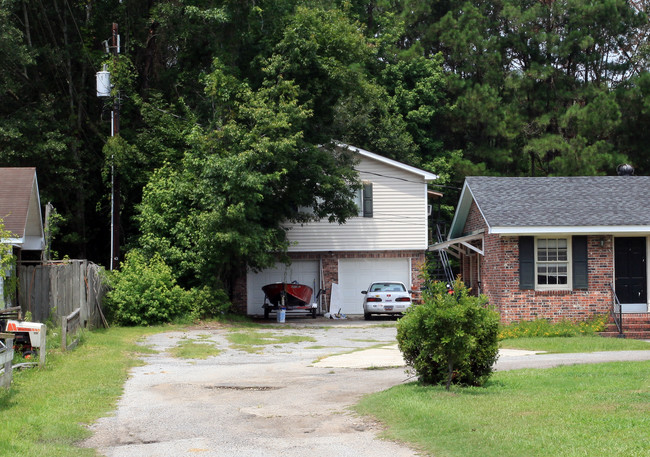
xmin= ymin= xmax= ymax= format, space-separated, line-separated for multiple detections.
xmin=233 ymin=143 xmax=438 ymax=316
xmin=430 ymin=175 xmax=650 ymax=332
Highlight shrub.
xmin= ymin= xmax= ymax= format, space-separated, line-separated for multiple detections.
xmin=187 ymin=286 xmax=232 ymax=321
xmin=397 ymin=279 xmax=500 ymax=389
xmin=105 ymin=250 xmax=189 ymax=326
xmin=498 ymin=314 xmax=608 ymax=340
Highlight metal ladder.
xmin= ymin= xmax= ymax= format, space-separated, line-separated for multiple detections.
xmin=436 ymin=224 xmax=455 ymax=286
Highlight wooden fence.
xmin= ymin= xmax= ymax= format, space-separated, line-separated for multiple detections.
xmin=61 ymin=308 xmax=81 ymax=351
xmin=18 ymin=260 xmax=108 ymax=329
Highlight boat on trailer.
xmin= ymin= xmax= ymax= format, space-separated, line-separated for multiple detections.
xmin=262 ymin=282 xmax=317 ymax=319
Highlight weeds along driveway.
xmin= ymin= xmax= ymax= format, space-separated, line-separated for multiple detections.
xmin=81 ymin=317 xmax=419 ymax=457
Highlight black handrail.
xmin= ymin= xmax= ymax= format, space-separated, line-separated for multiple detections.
xmin=610 ymin=283 xmax=623 ymax=335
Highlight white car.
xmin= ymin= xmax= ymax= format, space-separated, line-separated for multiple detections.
xmin=361 ymin=281 xmax=412 ymax=319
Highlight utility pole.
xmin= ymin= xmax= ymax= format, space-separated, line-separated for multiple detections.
xmin=110 ymin=22 xmax=121 ymax=271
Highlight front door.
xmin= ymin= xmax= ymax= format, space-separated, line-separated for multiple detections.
xmin=615 ymin=237 xmax=647 ymax=312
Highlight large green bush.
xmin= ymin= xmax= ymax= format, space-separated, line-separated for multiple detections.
xmin=106 ymin=250 xmax=233 ymax=326
xmin=105 ymin=250 xmax=190 ymax=326
xmin=397 ymin=279 xmax=500 ymax=389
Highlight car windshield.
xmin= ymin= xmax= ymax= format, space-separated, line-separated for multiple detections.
xmin=370 ymin=283 xmax=406 ymax=292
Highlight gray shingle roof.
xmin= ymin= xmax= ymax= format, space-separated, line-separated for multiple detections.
xmin=466 ymin=176 xmax=650 ymax=227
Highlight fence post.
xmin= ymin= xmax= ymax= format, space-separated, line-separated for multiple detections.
xmin=39 ymin=325 xmax=46 ymax=368
xmin=61 ymin=317 xmax=67 ymax=351
xmin=0 ymin=336 xmax=14 ymax=389
xmin=61 ymin=308 xmax=81 ymax=352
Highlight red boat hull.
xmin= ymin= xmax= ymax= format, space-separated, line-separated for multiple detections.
xmin=262 ymin=282 xmax=313 ymax=307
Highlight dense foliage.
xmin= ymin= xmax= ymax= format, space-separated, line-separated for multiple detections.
xmin=104 ymin=250 xmax=189 ymax=326
xmin=105 ymin=249 xmax=232 ymax=325
xmin=499 ymin=315 xmax=608 ymax=339
xmin=1 ymin=0 xmax=649 ymax=298
xmin=0 ymin=218 xmax=17 ymax=306
xmin=397 ymin=279 xmax=500 ymax=389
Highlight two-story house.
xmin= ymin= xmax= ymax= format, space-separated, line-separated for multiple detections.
xmin=235 ymin=143 xmax=438 ymax=316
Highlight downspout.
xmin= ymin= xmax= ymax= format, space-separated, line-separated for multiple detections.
xmin=477 ymin=252 xmax=481 ymax=295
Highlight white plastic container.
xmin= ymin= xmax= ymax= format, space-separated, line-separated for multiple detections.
xmin=276 ymin=307 xmax=286 ymax=323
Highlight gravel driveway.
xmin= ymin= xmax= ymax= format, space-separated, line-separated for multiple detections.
xmin=81 ymin=318 xmax=650 ymax=457
xmin=81 ymin=318 xmax=420 ymax=457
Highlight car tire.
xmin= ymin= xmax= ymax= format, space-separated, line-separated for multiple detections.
xmin=364 ymin=312 xmax=371 ymax=320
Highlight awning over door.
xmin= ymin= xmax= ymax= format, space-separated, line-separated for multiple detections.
xmin=428 ymin=231 xmax=484 ymax=258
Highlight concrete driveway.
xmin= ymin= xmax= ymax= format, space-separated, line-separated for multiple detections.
xmin=81 ymin=317 xmax=650 ymax=457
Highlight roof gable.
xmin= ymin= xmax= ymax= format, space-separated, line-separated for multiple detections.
xmin=0 ymin=168 xmax=44 ymax=250
xmin=335 ymin=143 xmax=438 ymax=182
xmin=450 ymin=176 xmax=650 ymax=237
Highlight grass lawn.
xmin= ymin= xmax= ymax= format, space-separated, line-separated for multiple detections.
xmin=356 ymin=361 xmax=650 ymax=457
xmin=226 ymin=329 xmax=316 ymax=353
xmin=0 ymin=326 xmax=164 ymax=456
xmin=501 ymin=336 xmax=650 ymax=353
xmin=168 ymin=335 xmax=222 ymax=359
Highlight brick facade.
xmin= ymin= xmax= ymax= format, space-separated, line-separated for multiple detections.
xmin=232 ymin=250 xmax=427 ymax=314
xmin=461 ymin=202 xmax=613 ymax=323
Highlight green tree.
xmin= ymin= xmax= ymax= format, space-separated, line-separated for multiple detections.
xmin=392 ymin=0 xmax=647 ymax=178
xmin=616 ymin=72 xmax=650 ymax=175
xmin=262 ymin=5 xmax=421 ymax=161
xmin=138 ymin=61 xmax=359 ymax=295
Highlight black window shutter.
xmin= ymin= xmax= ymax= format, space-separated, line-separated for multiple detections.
xmin=519 ymin=236 xmax=534 ymax=290
xmin=572 ymin=236 xmax=588 ymax=289
xmin=363 ymin=182 xmax=373 ymax=218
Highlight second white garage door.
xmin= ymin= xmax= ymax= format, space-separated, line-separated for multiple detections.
xmin=337 ymin=258 xmax=410 ymax=315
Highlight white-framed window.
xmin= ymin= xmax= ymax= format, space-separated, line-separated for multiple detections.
xmin=353 ymin=181 xmax=373 ymax=218
xmin=535 ymin=237 xmax=571 ymax=290
xmin=353 ymin=188 xmax=363 ymax=216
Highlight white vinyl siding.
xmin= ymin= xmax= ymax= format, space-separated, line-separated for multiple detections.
xmin=283 ymin=155 xmax=429 ymax=252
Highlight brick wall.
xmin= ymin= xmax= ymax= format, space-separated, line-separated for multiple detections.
xmin=461 ymin=203 xmax=613 ymax=323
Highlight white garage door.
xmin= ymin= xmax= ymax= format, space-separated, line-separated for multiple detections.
xmin=247 ymin=260 xmax=320 ymax=315
xmin=337 ymin=258 xmax=410 ymax=315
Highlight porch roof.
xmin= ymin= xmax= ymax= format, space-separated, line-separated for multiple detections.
xmin=428 ymin=231 xmax=484 ymax=257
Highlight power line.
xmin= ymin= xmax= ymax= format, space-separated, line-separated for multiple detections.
xmin=354 ymin=168 xmax=462 ymax=191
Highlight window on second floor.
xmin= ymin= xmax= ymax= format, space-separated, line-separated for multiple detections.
xmin=353 ymin=181 xmax=373 ymax=218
